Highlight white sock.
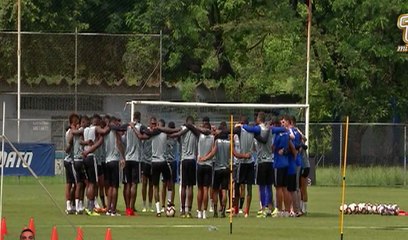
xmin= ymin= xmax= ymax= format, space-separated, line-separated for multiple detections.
xmin=155 ymin=202 xmax=160 ymax=213
xmin=95 ymin=200 xmax=101 ymax=209
xmin=66 ymin=200 xmax=71 ymax=210
xmin=303 ymin=202 xmax=307 ymax=212
xmin=167 ymin=190 xmax=172 ymax=203
xmin=75 ymin=199 xmax=80 ymax=211
xmin=79 ymin=200 xmax=83 ymax=210
xmin=185 ymin=206 xmax=189 ymax=213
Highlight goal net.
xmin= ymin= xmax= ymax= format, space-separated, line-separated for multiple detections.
xmin=127 ymin=100 xmax=309 ymax=137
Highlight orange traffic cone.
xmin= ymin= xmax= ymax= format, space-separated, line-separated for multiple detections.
xmin=75 ymin=227 xmax=83 ymax=240
xmin=50 ymin=226 xmax=58 ymax=240
xmin=1 ymin=217 xmax=7 ymax=235
xmin=28 ymin=217 xmax=36 ymax=235
xmin=104 ymin=228 xmax=112 ymax=240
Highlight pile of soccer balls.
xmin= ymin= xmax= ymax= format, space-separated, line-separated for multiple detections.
xmin=339 ymin=203 xmax=400 ymax=216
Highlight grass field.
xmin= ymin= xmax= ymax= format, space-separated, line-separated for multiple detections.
xmin=2 ymin=176 xmax=408 ymax=240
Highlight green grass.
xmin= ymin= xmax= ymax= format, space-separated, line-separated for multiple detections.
xmin=316 ymin=166 xmax=406 ymax=186
xmin=2 ymin=176 xmax=408 ymax=240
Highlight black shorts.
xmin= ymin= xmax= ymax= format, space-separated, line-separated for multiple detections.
xmin=152 ymin=161 xmax=171 ymax=186
xmin=213 ymin=169 xmax=229 ymax=190
xmin=141 ymin=162 xmax=152 ymax=179
xmin=237 ymin=162 xmax=255 ymax=185
xmin=287 ymin=174 xmax=297 ymax=192
xmin=301 ymin=167 xmax=310 ymax=178
xmin=274 ymin=167 xmax=288 ymax=187
xmin=106 ymin=161 xmax=120 ymax=188
xmin=181 ymin=159 xmax=196 ymax=187
xmin=256 ymin=162 xmax=274 ymax=186
xmin=197 ymin=164 xmax=213 ymax=187
xmin=123 ymin=161 xmax=140 ymax=184
xmin=73 ymin=160 xmax=86 ymax=184
xmin=97 ymin=162 xmax=106 ymax=177
xmin=64 ymin=161 xmax=75 ymax=184
xmin=83 ymin=155 xmax=97 ymax=184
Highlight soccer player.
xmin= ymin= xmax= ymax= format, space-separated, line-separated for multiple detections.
xmin=195 ymin=121 xmax=214 ymax=219
xmin=288 ymin=115 xmax=309 ymax=215
xmin=169 ymin=116 xmax=199 ymax=218
xmin=93 ymin=115 xmax=107 ymax=212
xmin=233 ymin=115 xmax=255 ymax=218
xmin=150 ymin=119 xmax=174 ymax=216
xmin=199 ymin=122 xmax=249 ymax=218
xmin=82 ymin=114 xmax=107 ymax=216
xmin=104 ymin=116 xmax=126 ymax=216
xmin=123 ymin=111 xmax=143 ymax=216
xmin=162 ymin=121 xmax=178 ymax=212
xmin=137 ymin=117 xmax=156 ymax=212
xmin=63 ymin=113 xmax=79 ymax=214
xmin=280 ymin=115 xmax=301 ymax=216
xmin=273 ymin=116 xmax=297 ymax=217
xmin=239 ymin=112 xmax=275 ymax=217
xmin=70 ymin=115 xmax=89 ymax=214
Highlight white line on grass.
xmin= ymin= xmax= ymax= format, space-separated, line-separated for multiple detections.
xmin=58 ymin=224 xmax=213 ymax=229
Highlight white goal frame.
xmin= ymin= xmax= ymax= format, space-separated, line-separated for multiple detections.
xmin=126 ymin=100 xmax=310 ymax=142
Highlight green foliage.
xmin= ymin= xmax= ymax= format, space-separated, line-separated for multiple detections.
xmin=1 ymin=0 xmax=408 ymax=122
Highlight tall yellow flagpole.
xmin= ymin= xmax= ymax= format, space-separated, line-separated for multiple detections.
xmin=339 ymin=116 xmax=349 ymax=240
xmin=229 ymin=115 xmax=233 ymax=234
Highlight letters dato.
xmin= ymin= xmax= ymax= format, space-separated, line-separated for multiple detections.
xmin=0 ymin=152 xmax=33 ymax=168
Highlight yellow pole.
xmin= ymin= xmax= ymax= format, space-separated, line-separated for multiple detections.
xmin=340 ymin=116 xmax=349 ymax=240
xmin=229 ymin=115 xmax=233 ymax=234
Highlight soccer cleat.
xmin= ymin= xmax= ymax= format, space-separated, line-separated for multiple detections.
xmin=202 ymin=210 xmax=207 ymax=219
xmin=209 ymin=206 xmax=214 ymax=213
xmin=149 ymin=208 xmax=155 ymax=213
xmin=65 ymin=209 xmax=75 ymax=215
xmin=142 ymin=207 xmax=147 ymax=213
xmin=186 ymin=212 xmax=192 ymax=218
xmin=239 ymin=209 xmax=244 ymax=214
xmin=244 ymin=213 xmax=249 ymax=218
xmin=180 ymin=212 xmax=186 ymax=218
xmin=84 ymin=209 xmax=92 ymax=216
xmin=106 ymin=211 xmax=112 ymax=216
xmin=110 ymin=211 xmax=121 ymax=217
xmin=271 ymin=208 xmax=279 ymax=217
xmin=125 ymin=208 xmax=132 ymax=216
xmin=256 ymin=211 xmax=266 ymax=218
xmin=161 ymin=207 xmax=165 ymax=213
xmin=89 ymin=211 xmax=100 ymax=217
xmin=197 ymin=211 xmax=202 ymax=219
xmin=76 ymin=210 xmax=84 ymax=215
xmin=213 ymin=212 xmax=218 ymax=218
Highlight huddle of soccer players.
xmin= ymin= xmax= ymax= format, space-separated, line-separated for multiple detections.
xmin=63 ymin=111 xmax=309 ymax=218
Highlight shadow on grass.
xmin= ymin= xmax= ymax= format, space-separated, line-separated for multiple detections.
xmin=306 ymin=212 xmax=338 ymax=218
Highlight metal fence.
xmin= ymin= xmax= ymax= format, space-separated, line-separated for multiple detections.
xmin=0 ymin=31 xmax=162 ymax=116
xmin=0 ymin=119 xmax=405 ymax=168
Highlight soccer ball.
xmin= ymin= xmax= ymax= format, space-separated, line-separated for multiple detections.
xmin=339 ymin=204 xmax=348 ymax=213
xmin=166 ymin=206 xmax=176 ymax=217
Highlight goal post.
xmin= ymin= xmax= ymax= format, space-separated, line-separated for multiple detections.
xmin=126 ymin=100 xmax=309 ymax=141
